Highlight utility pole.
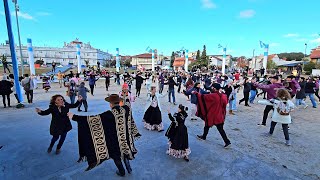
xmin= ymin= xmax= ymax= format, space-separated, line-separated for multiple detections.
xmin=13 ymin=0 xmax=24 ymax=75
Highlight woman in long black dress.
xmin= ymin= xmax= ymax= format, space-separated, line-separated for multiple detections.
xmin=165 ymin=104 xmax=190 ymax=162
xmin=143 ymin=86 xmax=164 ymax=132
xmin=35 ymin=94 xmax=81 ymax=154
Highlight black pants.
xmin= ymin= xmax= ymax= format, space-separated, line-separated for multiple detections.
xmin=177 ymin=83 xmax=181 ymax=93
xmin=50 ymin=132 xmax=67 ymax=149
xmin=269 ymin=121 xmax=289 ymax=140
xmin=3 ymin=65 xmax=10 ymax=73
xmin=136 ymin=86 xmax=141 ymax=97
xmin=78 ymin=100 xmax=88 ymax=111
xmin=159 ymin=84 xmax=164 ymax=94
xmin=89 ymin=85 xmax=94 ymax=95
xmin=2 ymin=94 xmax=10 ymax=107
xmin=113 ymin=158 xmax=129 ymax=175
xmin=239 ymin=92 xmax=249 ymax=106
xmin=52 ymin=67 xmax=56 ymax=72
xmin=315 ymin=89 xmax=320 ymax=101
xmin=25 ymin=90 xmax=33 ymax=103
xmin=262 ymin=105 xmax=274 ymax=125
xmin=202 ymin=123 xmax=230 ymax=144
xmin=105 ymin=81 xmax=110 ymax=91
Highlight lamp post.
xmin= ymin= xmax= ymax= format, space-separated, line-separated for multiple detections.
xmin=12 ymin=0 xmax=24 ymax=75
xmin=253 ymin=49 xmax=256 ymax=70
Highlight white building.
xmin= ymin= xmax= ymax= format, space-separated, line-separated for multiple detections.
xmin=208 ymin=55 xmax=232 ymax=67
xmin=0 ymin=39 xmax=112 ymax=66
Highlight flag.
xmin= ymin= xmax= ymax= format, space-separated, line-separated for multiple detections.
xmin=145 ymin=46 xmax=150 ymax=52
xmin=259 ymin=41 xmax=266 ymax=48
xmin=218 ymin=44 xmax=222 ymax=48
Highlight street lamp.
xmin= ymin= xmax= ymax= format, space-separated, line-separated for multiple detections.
xmin=12 ymin=0 xmax=24 ymax=75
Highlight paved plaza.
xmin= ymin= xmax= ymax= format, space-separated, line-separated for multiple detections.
xmin=0 ymin=80 xmax=319 ymax=180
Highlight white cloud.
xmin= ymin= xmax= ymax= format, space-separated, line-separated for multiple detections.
xmin=310 ymin=38 xmax=320 ymax=44
xmin=270 ymin=43 xmax=280 ymax=47
xmin=295 ymin=38 xmax=308 ymax=42
xmin=201 ymin=0 xmax=217 ymax=9
xmin=239 ymin=10 xmax=256 ymax=18
xmin=311 ymin=33 xmax=320 ymax=37
xmin=36 ymin=12 xmax=52 ymax=16
xmin=283 ymin=33 xmax=299 ymax=38
xmin=11 ymin=11 xmax=35 ymax=20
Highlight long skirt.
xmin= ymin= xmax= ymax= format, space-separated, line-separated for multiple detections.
xmin=143 ymin=106 xmax=163 ymax=131
xmin=165 ymin=122 xmax=191 ymax=158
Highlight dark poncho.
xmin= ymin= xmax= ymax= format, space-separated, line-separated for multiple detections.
xmin=72 ymin=105 xmax=141 ymax=171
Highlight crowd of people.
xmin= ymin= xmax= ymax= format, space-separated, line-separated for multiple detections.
xmin=1 ymin=66 xmax=320 ymax=177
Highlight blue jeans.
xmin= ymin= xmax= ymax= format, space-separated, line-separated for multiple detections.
xmin=117 ymin=78 xmax=120 ymax=85
xmin=168 ymin=88 xmax=176 ymax=103
xmin=229 ymin=99 xmax=236 ymax=110
xmin=305 ymin=93 xmax=317 ymax=107
xmin=249 ymin=90 xmax=257 ymax=103
xmin=232 ymin=95 xmax=237 ymax=111
xmin=70 ymin=94 xmax=76 ymax=104
xmin=295 ymin=99 xmax=306 ymax=106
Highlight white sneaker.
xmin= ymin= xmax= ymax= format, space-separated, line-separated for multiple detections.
xmin=304 ymin=105 xmax=308 ymax=109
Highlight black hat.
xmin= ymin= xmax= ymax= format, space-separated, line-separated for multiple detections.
xmin=270 ymin=75 xmax=280 ymax=80
xmin=212 ymin=83 xmax=221 ymax=90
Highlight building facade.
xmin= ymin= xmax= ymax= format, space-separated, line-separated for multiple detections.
xmin=310 ymin=46 xmax=320 ymax=64
xmin=131 ymin=53 xmax=160 ymax=70
xmin=208 ymin=55 xmax=232 ymax=67
xmin=0 ymin=39 xmax=112 ymax=66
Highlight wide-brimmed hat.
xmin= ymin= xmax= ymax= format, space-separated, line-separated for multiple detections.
xmin=105 ymin=94 xmax=123 ymax=104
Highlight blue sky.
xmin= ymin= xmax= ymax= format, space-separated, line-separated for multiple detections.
xmin=1 ymin=0 xmax=320 ymax=57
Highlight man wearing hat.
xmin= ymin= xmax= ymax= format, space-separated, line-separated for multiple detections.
xmin=68 ymin=94 xmax=141 ymax=176
xmin=253 ymin=75 xmax=284 ymax=126
xmin=194 ymin=83 xmax=231 ymax=148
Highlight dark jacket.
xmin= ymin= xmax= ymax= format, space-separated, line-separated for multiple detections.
xmin=296 ymin=81 xmax=306 ymax=99
xmin=224 ymin=84 xmax=240 ymax=99
xmin=0 ymin=80 xmax=13 ymax=95
xmin=168 ymin=78 xmax=177 ymax=90
xmin=305 ymin=82 xmax=316 ymax=94
xmin=243 ymin=82 xmax=251 ymax=93
xmin=38 ymin=101 xmax=80 ymax=136
xmin=135 ymin=75 xmax=144 ymax=88
xmin=184 ymin=87 xmax=208 ymax=104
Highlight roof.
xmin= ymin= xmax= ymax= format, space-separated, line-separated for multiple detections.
xmin=310 ymin=49 xmax=320 ymax=59
xmin=133 ymin=53 xmax=158 ymax=59
xmin=268 ymin=54 xmax=276 ymax=61
xmin=173 ymin=57 xmax=194 ymax=67
xmin=210 ymin=56 xmax=223 ymax=61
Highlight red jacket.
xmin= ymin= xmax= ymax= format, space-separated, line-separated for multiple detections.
xmin=196 ymin=91 xmax=228 ymax=127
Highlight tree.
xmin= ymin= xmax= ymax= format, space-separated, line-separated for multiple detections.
xmin=278 ymin=52 xmax=304 ymax=61
xmin=124 ymin=58 xmax=132 ymax=67
xmin=304 ymin=62 xmax=316 ymax=73
xmin=267 ymin=60 xmax=277 ymax=69
xmin=170 ymin=51 xmax=175 ymax=67
xmin=201 ymin=45 xmax=207 ymax=60
xmin=196 ymin=50 xmax=200 ymax=60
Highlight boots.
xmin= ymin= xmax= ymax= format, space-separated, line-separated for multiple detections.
xmin=229 ymin=110 xmax=235 ymax=115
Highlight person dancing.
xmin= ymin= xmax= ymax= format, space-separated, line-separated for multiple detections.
xmin=35 ymin=94 xmax=82 ymax=154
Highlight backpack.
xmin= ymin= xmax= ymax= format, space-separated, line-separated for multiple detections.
xmin=23 ymin=78 xmax=31 ymax=91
